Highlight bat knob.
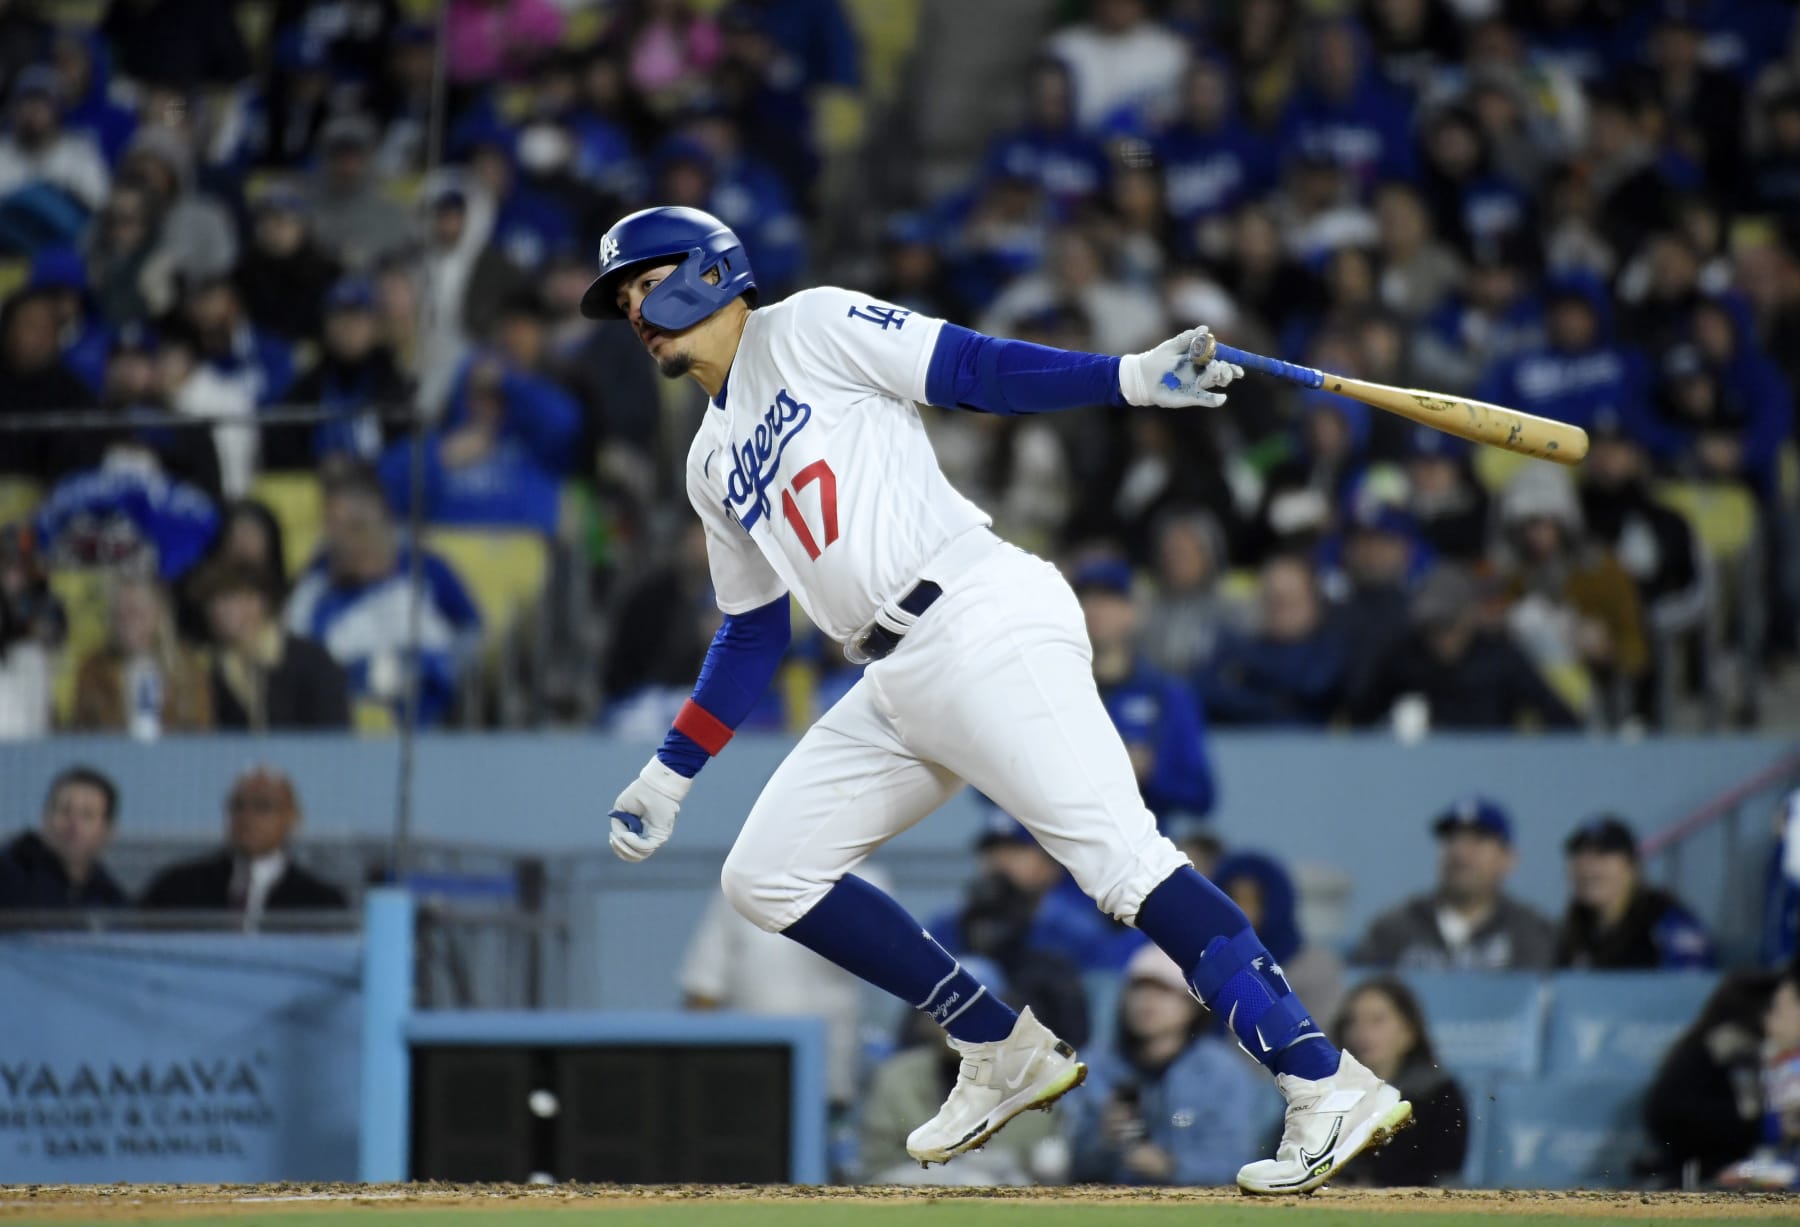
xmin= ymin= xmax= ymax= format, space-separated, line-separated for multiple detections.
xmin=1192 ymin=330 xmax=1217 ymax=367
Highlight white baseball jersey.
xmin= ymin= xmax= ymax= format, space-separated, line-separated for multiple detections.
xmin=685 ymin=286 xmax=990 ymax=641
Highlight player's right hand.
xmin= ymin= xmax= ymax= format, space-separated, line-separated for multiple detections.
xmin=608 ymin=757 xmax=693 ymax=862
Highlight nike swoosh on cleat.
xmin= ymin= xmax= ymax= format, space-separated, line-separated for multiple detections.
xmin=1002 ymin=1065 xmax=1034 ymax=1091
xmin=1299 ymin=1116 xmax=1344 ymax=1169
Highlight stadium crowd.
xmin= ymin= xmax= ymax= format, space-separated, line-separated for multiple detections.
xmin=1 ymin=0 xmax=1800 ymax=1192
xmin=0 ymin=0 xmax=1793 ymax=737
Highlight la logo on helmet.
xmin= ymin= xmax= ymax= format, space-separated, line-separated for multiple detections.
xmin=601 ymin=235 xmax=620 ymax=262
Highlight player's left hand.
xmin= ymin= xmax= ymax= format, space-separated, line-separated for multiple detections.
xmin=608 ymin=757 xmax=693 ymax=862
xmin=1118 ymin=325 xmax=1245 ymax=409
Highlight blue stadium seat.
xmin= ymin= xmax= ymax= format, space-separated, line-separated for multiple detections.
xmin=1543 ymin=971 xmax=1718 ymax=1078
xmin=1390 ymin=971 xmax=1548 ymax=1077
xmin=1483 ymin=1075 xmax=1646 ymax=1189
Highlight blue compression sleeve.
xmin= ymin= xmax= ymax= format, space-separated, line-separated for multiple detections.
xmin=656 ymin=596 xmax=791 ymax=777
xmin=925 ymin=322 xmax=1128 ymax=414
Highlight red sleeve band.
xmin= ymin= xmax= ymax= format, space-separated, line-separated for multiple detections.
xmin=673 ymin=699 xmax=734 ymax=756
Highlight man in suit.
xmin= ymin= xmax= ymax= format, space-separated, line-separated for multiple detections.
xmin=141 ymin=765 xmax=347 ymax=916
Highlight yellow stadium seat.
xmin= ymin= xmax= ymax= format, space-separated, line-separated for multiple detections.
xmin=354 ymin=699 xmax=397 ymax=736
xmin=47 ymin=568 xmax=114 ymax=724
xmin=249 ymin=473 xmax=325 ymax=579
xmin=1654 ymin=481 xmax=1757 ymax=563
xmin=0 ymin=477 xmax=42 ymax=528
xmin=422 ymin=529 xmax=549 ymax=647
xmin=0 ymin=258 xmax=27 ymax=302
xmin=1473 ymin=446 xmax=1537 ymax=494
xmin=843 ymin=0 xmax=923 ymax=105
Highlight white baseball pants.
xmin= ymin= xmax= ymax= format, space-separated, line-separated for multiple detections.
xmin=720 ymin=529 xmax=1189 ymax=933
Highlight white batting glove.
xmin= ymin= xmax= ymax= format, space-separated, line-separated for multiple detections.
xmin=608 ymin=757 xmax=693 ymax=862
xmin=1118 ymin=326 xmax=1245 ymax=409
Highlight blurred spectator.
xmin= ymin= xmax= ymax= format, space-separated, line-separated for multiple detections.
xmin=0 ymin=64 xmax=109 ymax=242
xmin=926 ymin=812 xmax=1099 ymax=1043
xmin=141 ymin=765 xmax=347 ymax=914
xmin=1416 ymin=103 xmax=1530 ymax=258
xmin=176 ymin=276 xmax=295 ymax=497
xmin=540 ymin=245 xmax=662 ymax=466
xmin=1201 ymin=554 xmax=1347 ymax=726
xmin=1250 ymin=390 xmax=1366 ymax=562
xmin=1476 ymin=271 xmax=1649 ymax=437
xmin=268 ymin=0 xmax=400 ymax=92
xmin=31 ymin=443 xmax=219 ymax=583
xmin=305 ymin=114 xmax=411 ymax=270
xmin=197 ymin=560 xmax=348 ymax=731
xmin=175 ymin=495 xmax=287 ymax=638
xmin=285 ymin=465 xmax=481 ymax=726
xmin=0 ymin=283 xmax=94 ymax=480
xmin=1748 ymin=88 xmax=1800 ymax=214
xmin=234 ymin=187 xmax=343 ymax=344
xmin=612 ymin=0 xmax=721 ymax=113
xmin=859 ymin=960 xmax=1063 ymax=1185
xmin=1585 ymin=84 xmax=1683 ymax=261
xmin=0 ymin=544 xmax=52 ymax=737
xmin=1362 ymin=0 xmax=1460 ymax=96
xmin=1769 ymin=790 xmax=1800 ymax=967
xmin=1329 ymin=977 xmax=1467 ymax=1187
xmin=680 ymin=871 xmax=882 ymax=1115
xmin=28 ymin=245 xmax=108 ymax=393
xmin=1618 ymin=230 xmax=1706 ymax=356
xmin=1557 ymin=815 xmax=1716 ymax=970
xmin=266 ymin=276 xmax=412 ymax=472
xmin=1403 ymin=428 xmax=1488 ymax=564
xmin=1139 ymin=509 xmax=1235 ymax=678
xmin=99 ymin=0 xmax=250 ymax=90
xmin=1412 ymin=234 xmax=1543 ymax=395
xmin=367 ymin=22 xmax=441 ymax=177
xmin=1075 ymin=557 xmax=1214 ymax=819
xmin=1497 ymin=463 xmax=1648 ymax=724
xmin=1352 ymin=797 xmax=1557 ymax=972
xmin=602 ymin=519 xmax=715 ymax=710
xmin=0 ymin=766 xmax=125 ymax=909
xmin=378 ymin=345 xmax=578 ymax=536
xmin=728 ymin=0 xmax=860 ymax=94
xmin=445 ymin=0 xmax=564 ymax=87
xmin=1277 ymin=18 xmax=1415 ymax=190
xmin=655 ymin=122 xmax=804 ymax=297
xmin=1373 ymin=181 xmax=1462 ymax=324
xmin=980 ymin=227 xmax=1164 ymax=353
xmin=985 ymin=58 xmax=1110 ymax=221
xmin=72 ymin=572 xmax=211 ymax=734
xmin=46 ymin=324 xmax=223 ymax=499
xmin=1217 ymin=205 xmax=1320 ymax=346
xmin=1636 ymin=8 xmax=1745 ymax=200
xmin=1642 ymin=305 xmax=1791 ymax=493
xmin=114 ymin=125 xmax=237 ymax=289
xmin=1157 ymin=57 xmax=1275 ymax=236
xmin=0 ymin=2 xmax=50 ymax=103
xmin=85 ymin=183 xmax=165 ymax=325
xmin=1331 ymin=495 xmax=1427 ymax=702
xmin=1047 ymin=0 xmax=1188 ymax=134
xmin=1719 ymin=958 xmax=1800 ymax=1188
xmin=412 ymin=177 xmax=523 ymax=412
xmin=1643 ymin=970 xmax=1779 ymax=1186
xmin=1214 ymin=849 xmax=1343 ymax=1026
xmin=1351 ymin=564 xmax=1580 ymax=731
xmin=1063 ymin=944 xmax=1263 ymax=1186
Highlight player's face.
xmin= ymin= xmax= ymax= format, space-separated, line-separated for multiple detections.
xmin=617 ymin=262 xmax=699 ymax=378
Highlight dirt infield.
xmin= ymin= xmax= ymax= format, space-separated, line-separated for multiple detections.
xmin=2 ymin=1183 xmax=1797 ymax=1222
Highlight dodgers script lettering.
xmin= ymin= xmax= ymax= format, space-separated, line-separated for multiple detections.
xmin=724 ymin=388 xmax=813 ymax=531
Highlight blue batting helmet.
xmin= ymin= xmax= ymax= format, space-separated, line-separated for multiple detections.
xmin=579 ymin=206 xmax=758 ymax=329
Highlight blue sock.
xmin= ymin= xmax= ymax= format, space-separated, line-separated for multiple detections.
xmin=781 ymin=874 xmax=1018 ymax=1044
xmin=1136 ymin=867 xmax=1341 ymax=1081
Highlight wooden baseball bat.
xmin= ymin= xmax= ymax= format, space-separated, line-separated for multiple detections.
xmin=1197 ymin=337 xmax=1589 ymax=466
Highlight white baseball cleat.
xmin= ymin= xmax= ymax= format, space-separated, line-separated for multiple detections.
xmin=1237 ymin=1050 xmax=1414 ymax=1195
xmin=905 ymin=1006 xmax=1086 ymax=1166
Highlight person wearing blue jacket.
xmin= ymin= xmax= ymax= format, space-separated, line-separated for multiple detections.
xmin=1063 ymin=942 xmax=1265 ymax=1186
xmin=52 ymin=30 xmax=137 ymax=168
xmin=1155 ymin=56 xmax=1275 ymax=237
xmin=1073 ymin=556 xmax=1216 ymax=821
xmin=1202 ymin=553 xmax=1349 ymax=727
xmin=1474 ymin=270 xmax=1651 ymax=437
xmin=1277 ymin=19 xmax=1416 ymax=194
xmin=378 ymin=349 xmax=579 ymax=536
xmin=982 ymin=57 xmax=1111 ymax=221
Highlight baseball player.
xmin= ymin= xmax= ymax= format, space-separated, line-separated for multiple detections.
xmin=587 ymin=206 xmax=1411 ymax=1193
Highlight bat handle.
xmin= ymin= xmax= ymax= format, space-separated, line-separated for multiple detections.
xmin=1211 ymin=343 xmax=1327 ymax=391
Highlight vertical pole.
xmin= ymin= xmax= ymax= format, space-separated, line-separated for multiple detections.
xmin=359 ymin=888 xmax=416 ymax=1182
